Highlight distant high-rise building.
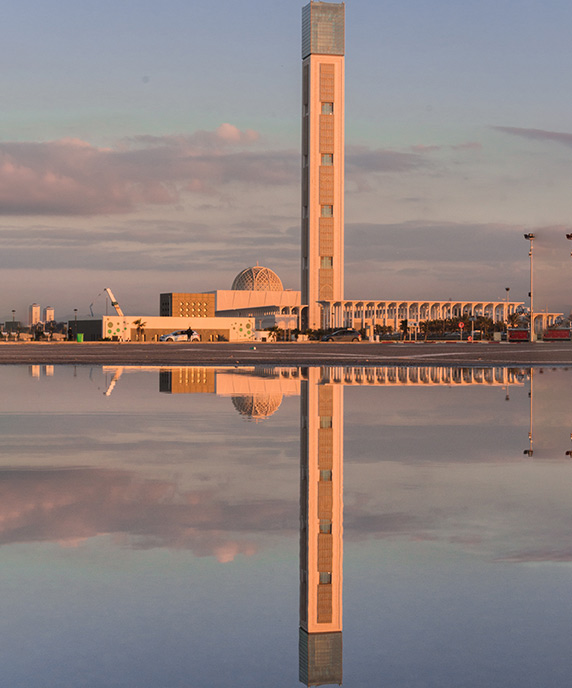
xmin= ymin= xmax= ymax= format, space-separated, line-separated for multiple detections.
xmin=28 ymin=303 xmax=41 ymax=326
xmin=43 ymin=306 xmax=55 ymax=323
xmin=301 ymin=1 xmax=345 ymax=330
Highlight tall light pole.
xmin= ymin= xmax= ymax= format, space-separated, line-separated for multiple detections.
xmin=524 ymin=234 xmax=535 ymax=341
xmin=567 ymin=235 xmax=572 ymax=328
xmin=505 ymin=287 xmax=510 ymax=338
xmin=11 ymin=309 xmax=15 ymax=322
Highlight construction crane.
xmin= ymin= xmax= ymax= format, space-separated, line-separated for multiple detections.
xmin=104 ymin=288 xmax=124 ymax=317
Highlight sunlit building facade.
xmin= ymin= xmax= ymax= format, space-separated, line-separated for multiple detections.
xmin=162 ymin=267 xmax=300 ymax=331
xmin=28 ymin=303 xmax=40 ymax=326
xmin=301 ymin=1 xmax=345 ymax=330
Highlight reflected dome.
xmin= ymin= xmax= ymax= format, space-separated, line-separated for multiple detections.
xmin=231 ymin=266 xmax=283 ymax=291
xmin=231 ymin=393 xmax=283 ymax=420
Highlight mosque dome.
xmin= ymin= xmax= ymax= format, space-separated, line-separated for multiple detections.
xmin=231 ymin=266 xmax=283 ymax=292
xmin=231 ymin=394 xmax=283 ymax=421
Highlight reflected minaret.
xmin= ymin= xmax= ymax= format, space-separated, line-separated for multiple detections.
xmin=299 ymin=367 xmax=343 ymax=686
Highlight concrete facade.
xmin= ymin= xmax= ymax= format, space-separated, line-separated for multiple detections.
xmin=301 ymin=1 xmax=345 ymax=330
xmin=319 ymin=299 xmax=562 ymax=333
xmin=159 ymin=293 xmax=216 ymax=318
xmin=214 ymin=289 xmax=301 ymax=330
xmin=73 ymin=316 xmax=255 ymax=342
xmin=28 ymin=303 xmax=41 ymax=326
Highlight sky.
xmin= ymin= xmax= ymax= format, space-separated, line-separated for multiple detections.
xmin=1 ymin=0 xmax=572 ymax=321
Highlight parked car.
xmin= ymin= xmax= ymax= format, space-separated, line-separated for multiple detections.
xmin=159 ymin=329 xmax=200 ymax=342
xmin=321 ymin=328 xmax=362 ymax=342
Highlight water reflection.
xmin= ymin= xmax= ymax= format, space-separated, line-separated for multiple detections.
xmin=299 ymin=367 xmax=343 ymax=686
xmin=3 ymin=364 xmax=572 ymax=687
xmin=110 ymin=363 xmax=571 ymax=686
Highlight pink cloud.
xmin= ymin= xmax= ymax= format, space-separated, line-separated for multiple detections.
xmin=0 ymin=125 xmax=279 ymax=216
xmin=0 ymin=468 xmax=296 ymax=558
xmin=215 ymin=123 xmax=259 ymax=144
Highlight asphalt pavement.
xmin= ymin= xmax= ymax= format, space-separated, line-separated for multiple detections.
xmin=1 ymin=340 xmax=572 ymax=367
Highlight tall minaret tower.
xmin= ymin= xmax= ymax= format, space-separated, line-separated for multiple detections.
xmin=301 ymin=2 xmax=345 ymax=331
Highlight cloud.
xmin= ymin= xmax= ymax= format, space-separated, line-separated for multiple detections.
xmin=0 ymin=129 xmax=440 ymax=218
xmin=410 ymin=144 xmax=442 ymax=153
xmin=346 ymin=145 xmax=428 ymax=174
xmin=492 ymin=126 xmax=572 ymax=148
xmin=345 ymin=145 xmax=430 ymax=192
xmin=450 ymin=141 xmax=482 ymax=151
xmin=0 ymin=467 xmax=293 ymax=559
xmin=345 ymin=221 xmax=572 ymax=264
xmin=126 ymin=123 xmax=260 ymax=150
xmin=0 ymin=218 xmax=301 ymax=273
xmin=0 ymin=126 xmax=293 ymax=216
xmin=408 ymin=141 xmax=482 ymax=154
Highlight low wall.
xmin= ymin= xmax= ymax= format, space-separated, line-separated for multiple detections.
xmin=101 ymin=316 xmax=255 ymax=342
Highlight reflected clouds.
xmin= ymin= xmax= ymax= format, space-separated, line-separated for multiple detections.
xmin=0 ymin=467 xmax=291 ymax=561
xmin=1 ymin=365 xmax=571 ymax=566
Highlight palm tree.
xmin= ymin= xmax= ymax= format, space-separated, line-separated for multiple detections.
xmin=507 ymin=312 xmax=521 ymax=328
xmin=133 ymin=319 xmax=146 ymax=342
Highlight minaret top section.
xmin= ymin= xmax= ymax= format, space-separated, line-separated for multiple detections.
xmin=302 ymin=1 xmax=345 ymax=59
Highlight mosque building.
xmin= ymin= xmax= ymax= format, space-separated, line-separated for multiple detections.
xmin=296 ymin=1 xmax=550 ymax=334
xmin=161 ymin=2 xmax=550 ymax=337
xmin=68 ymin=2 xmax=562 ymax=342
xmin=160 ymin=265 xmax=301 ymax=331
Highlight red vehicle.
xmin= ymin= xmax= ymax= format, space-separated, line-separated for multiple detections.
xmin=543 ymin=328 xmax=571 ymax=341
xmin=507 ymin=329 xmax=529 ymax=342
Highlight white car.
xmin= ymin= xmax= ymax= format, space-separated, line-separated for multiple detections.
xmin=159 ymin=329 xmax=201 ymax=342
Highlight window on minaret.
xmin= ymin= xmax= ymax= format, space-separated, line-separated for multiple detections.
xmin=320 ymin=256 xmax=333 ymax=269
xmin=321 ymin=154 xmax=333 ymax=165
xmin=321 ymin=102 xmax=333 ymax=114
xmin=321 ymin=205 xmax=333 ymax=217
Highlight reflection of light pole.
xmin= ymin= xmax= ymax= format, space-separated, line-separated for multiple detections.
xmin=524 ymin=234 xmax=535 ymax=341
xmin=523 ymin=369 xmax=534 ymax=456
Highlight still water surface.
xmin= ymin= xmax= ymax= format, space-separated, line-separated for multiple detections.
xmin=1 ymin=364 xmax=571 ymax=687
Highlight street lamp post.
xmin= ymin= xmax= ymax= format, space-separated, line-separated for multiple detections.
xmin=524 ymin=234 xmax=535 ymax=341
xmin=11 ymin=310 xmax=15 ymax=322
xmin=505 ymin=287 xmax=510 ymax=339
